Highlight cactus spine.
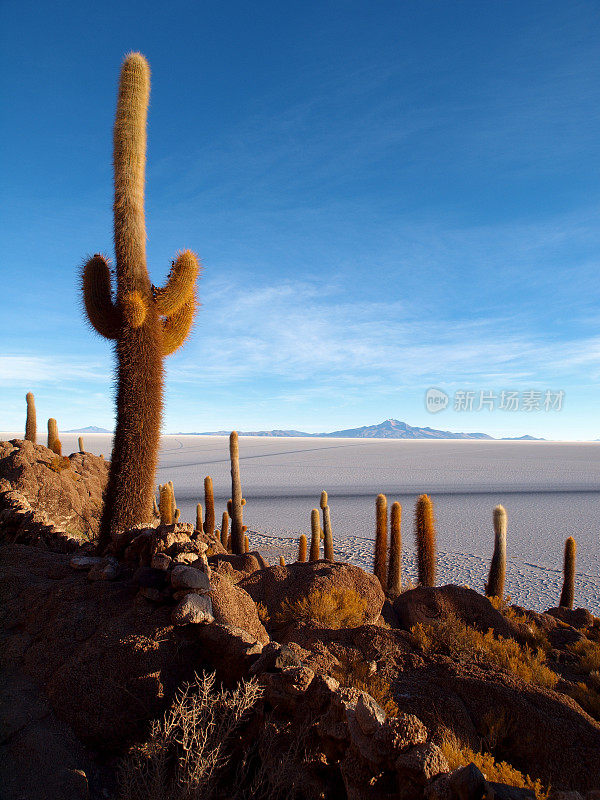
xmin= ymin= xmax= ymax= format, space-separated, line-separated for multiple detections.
xmin=559 ymin=536 xmax=577 ymax=609
xmin=310 ymin=509 xmax=321 ymax=561
xmin=47 ymin=418 xmax=60 ymax=454
xmin=387 ymin=501 xmax=402 ymax=597
xmin=203 ymin=476 xmax=215 ymax=537
xmin=415 ymin=494 xmax=436 ymax=587
xmin=81 ymin=54 xmax=199 ymax=547
xmin=485 ymin=505 xmax=507 ymax=599
xmin=25 ymin=393 xmax=36 ymax=443
xmin=298 ymin=534 xmax=307 ymax=562
xmin=78 ymin=436 xmax=85 ymax=453
xmin=220 ymin=511 xmax=229 ymax=549
xmin=196 ymin=503 xmax=203 ymax=533
xmin=229 ymin=431 xmax=244 ymax=554
xmin=321 ymin=490 xmax=334 ymax=561
xmin=373 ymin=494 xmax=388 ymax=589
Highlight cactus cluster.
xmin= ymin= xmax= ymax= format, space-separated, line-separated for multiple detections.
xmin=81 ymin=53 xmax=199 ymax=546
xmin=158 ymin=481 xmax=179 ymax=525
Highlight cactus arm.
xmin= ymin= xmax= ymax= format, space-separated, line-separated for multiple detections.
xmin=153 ymin=250 xmax=200 ymax=316
xmin=161 ymin=295 xmax=197 ymax=356
xmin=82 ymin=255 xmax=121 ymax=339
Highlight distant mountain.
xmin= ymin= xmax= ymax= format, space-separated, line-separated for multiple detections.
xmin=66 ymin=426 xmax=112 ymax=433
xmin=178 ymin=418 xmax=496 ymax=440
xmin=501 ymin=434 xmax=545 ymax=441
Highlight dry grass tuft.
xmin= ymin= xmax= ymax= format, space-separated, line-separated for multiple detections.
xmin=272 ymin=587 xmax=367 ymax=630
xmin=440 ymin=733 xmax=549 ymax=799
xmin=329 ymin=651 xmax=399 ymax=717
xmin=117 ymin=672 xmax=262 ymax=800
xmin=49 ymin=455 xmax=71 ymax=473
xmin=412 ymin=614 xmax=558 ymax=689
xmin=569 ymin=638 xmax=600 ymax=673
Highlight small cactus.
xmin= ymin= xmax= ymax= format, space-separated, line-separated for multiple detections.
xmin=485 ymin=505 xmax=507 ymax=599
xmin=174 ymin=508 xmax=180 ymax=522
xmin=78 ymin=436 xmax=85 ymax=453
xmin=321 ymin=490 xmax=334 ymax=561
xmin=25 ymin=392 xmax=36 ymax=443
xmin=298 ymin=533 xmax=307 ymax=562
xmin=196 ymin=503 xmax=203 ymax=533
xmin=387 ymin=501 xmax=402 ymax=598
xmin=230 ymin=432 xmax=244 ymax=554
xmin=310 ymin=509 xmax=320 ymax=561
xmin=415 ymin=494 xmax=436 ymax=587
xmin=244 ymin=534 xmax=250 ymax=553
xmin=203 ymin=476 xmax=215 ymax=537
xmin=152 ymin=495 xmax=159 ymax=517
xmin=559 ymin=536 xmax=577 ymax=609
xmin=168 ymin=480 xmax=176 ymax=520
xmin=279 ymin=555 xmax=286 ymax=566
xmin=47 ymin=418 xmax=59 ymax=453
xmin=373 ymin=494 xmax=388 ymax=589
xmin=227 ymin=498 xmax=233 ymax=516
xmin=159 ymin=483 xmax=173 ymax=525
xmin=220 ymin=511 xmax=229 ymax=549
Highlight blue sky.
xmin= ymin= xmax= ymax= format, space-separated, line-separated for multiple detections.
xmin=1 ymin=0 xmax=599 ymax=438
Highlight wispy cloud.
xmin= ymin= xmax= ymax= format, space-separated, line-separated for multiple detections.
xmin=0 ymin=355 xmax=109 ymax=385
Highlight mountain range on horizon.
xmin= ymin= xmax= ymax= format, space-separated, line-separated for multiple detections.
xmin=174 ymin=418 xmax=545 ymax=441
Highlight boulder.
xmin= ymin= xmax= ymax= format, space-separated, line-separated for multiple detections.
xmin=239 ymin=561 xmax=384 ymax=628
xmin=171 ymin=593 xmax=214 ymax=625
xmin=210 ymin=573 xmax=269 ymax=644
xmin=546 ymin=607 xmax=595 ymax=630
xmin=393 ymin=585 xmax=527 ymax=641
xmin=170 ymin=564 xmax=211 ymax=592
xmin=208 ymin=551 xmax=269 ymax=582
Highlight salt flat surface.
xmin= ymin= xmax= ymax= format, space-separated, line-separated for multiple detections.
xmin=6 ymin=433 xmax=599 ymax=613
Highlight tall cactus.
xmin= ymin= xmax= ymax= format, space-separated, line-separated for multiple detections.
xmin=310 ymin=509 xmax=321 ymax=561
xmin=298 ymin=534 xmax=307 ymax=562
xmin=373 ymin=493 xmax=388 ymax=589
xmin=47 ymin=418 xmax=60 ymax=454
xmin=220 ymin=511 xmax=229 ymax=549
xmin=559 ymin=536 xmax=577 ymax=609
xmin=415 ymin=494 xmax=436 ymax=587
xmin=321 ymin=490 xmax=334 ymax=561
xmin=229 ymin=431 xmax=244 ymax=553
xmin=485 ymin=505 xmax=507 ymax=599
xmin=81 ymin=54 xmax=199 ymax=547
xmin=78 ymin=436 xmax=85 ymax=453
xmin=203 ymin=476 xmax=215 ymax=537
xmin=387 ymin=501 xmax=402 ymax=598
xmin=25 ymin=392 xmax=36 ymax=443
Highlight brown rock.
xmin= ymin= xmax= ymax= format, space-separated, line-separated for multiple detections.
xmin=546 ymin=607 xmax=595 ymax=630
xmin=210 ymin=573 xmax=269 ymax=644
xmin=395 ymin=740 xmax=449 ymax=784
xmin=171 ymin=593 xmax=214 ymax=625
xmin=239 ymin=561 xmax=385 ymax=628
xmin=208 ymin=551 xmax=269 ymax=582
xmin=0 ymin=439 xmax=107 ymax=543
xmin=394 ymin=584 xmax=527 ymax=641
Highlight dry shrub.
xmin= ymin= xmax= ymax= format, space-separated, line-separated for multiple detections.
xmin=488 ymin=596 xmax=549 ymax=652
xmin=568 ymin=638 xmax=600 ymax=673
xmin=117 ymin=672 xmax=262 ymax=800
xmin=272 ymin=587 xmax=367 ymax=629
xmin=412 ymin=614 xmax=558 ymax=689
xmin=49 ymin=455 xmax=71 ymax=473
xmin=329 ymin=650 xmax=399 ymax=717
xmin=567 ymin=671 xmax=600 ymax=720
xmin=440 ymin=733 xmax=548 ymax=799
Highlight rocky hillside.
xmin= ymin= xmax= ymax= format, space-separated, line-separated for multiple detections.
xmin=0 ymin=439 xmax=598 ymax=799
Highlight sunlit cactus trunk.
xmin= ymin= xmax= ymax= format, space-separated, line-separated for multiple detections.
xmin=298 ymin=534 xmax=307 ymax=562
xmin=230 ymin=431 xmax=244 ymax=553
xmin=310 ymin=509 xmax=320 ymax=561
xmin=47 ymin=418 xmax=60 ymax=454
xmin=220 ymin=511 xmax=229 ymax=549
xmin=25 ymin=393 xmax=36 ymax=443
xmin=196 ymin=503 xmax=203 ymax=533
xmin=321 ymin=490 xmax=334 ymax=561
xmin=559 ymin=536 xmax=577 ymax=609
xmin=485 ymin=505 xmax=507 ymax=599
xmin=78 ymin=436 xmax=85 ymax=453
xmin=203 ymin=476 xmax=215 ymax=537
xmin=373 ymin=493 xmax=388 ymax=589
xmin=415 ymin=494 xmax=436 ymax=587
xmin=81 ymin=54 xmax=199 ymax=547
xmin=387 ymin=501 xmax=402 ymax=598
